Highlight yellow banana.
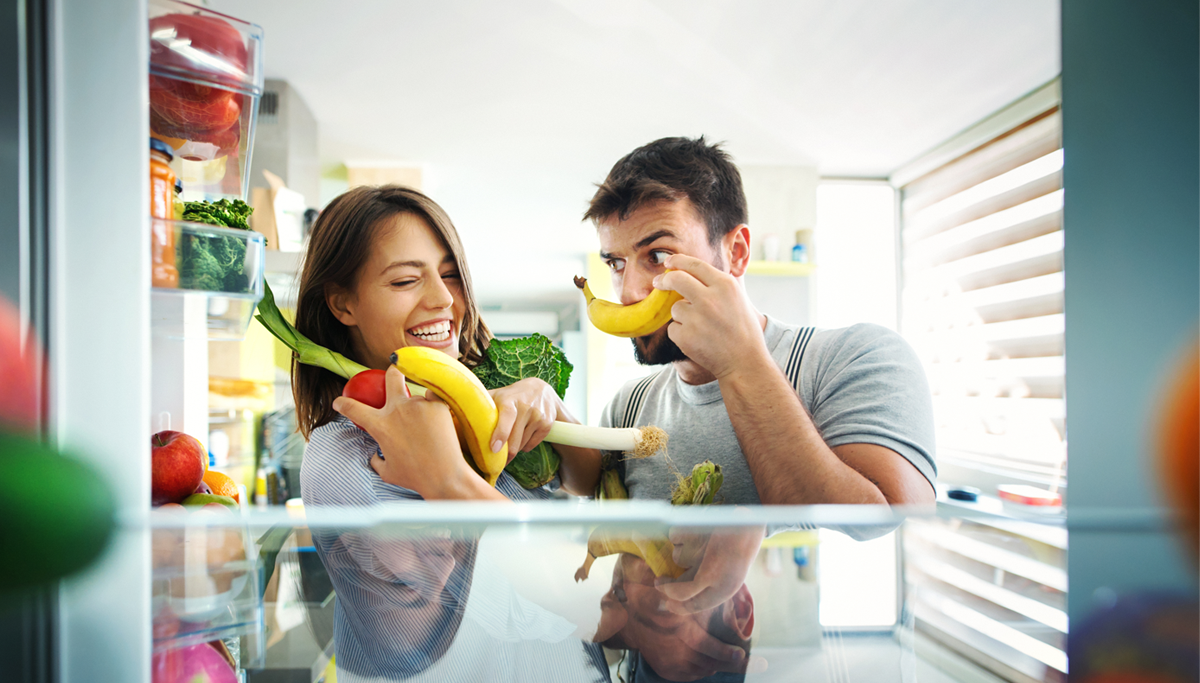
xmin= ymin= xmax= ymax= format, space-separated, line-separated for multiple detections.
xmin=390 ymin=346 xmax=507 ymax=487
xmin=574 ymin=275 xmax=683 ymax=338
xmin=574 ymin=527 xmax=688 ymax=582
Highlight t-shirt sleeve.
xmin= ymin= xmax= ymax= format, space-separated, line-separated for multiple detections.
xmin=806 ymin=324 xmax=937 ymax=488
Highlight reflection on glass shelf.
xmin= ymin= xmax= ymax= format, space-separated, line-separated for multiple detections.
xmin=140 ymin=504 xmax=1186 ymax=683
xmin=151 ymin=511 xmax=263 ymax=655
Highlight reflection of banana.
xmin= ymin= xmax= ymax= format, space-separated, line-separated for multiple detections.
xmin=574 ymin=275 xmax=683 ymax=338
xmin=390 ymin=346 xmax=506 ymax=487
xmin=574 ymin=527 xmax=687 ymax=582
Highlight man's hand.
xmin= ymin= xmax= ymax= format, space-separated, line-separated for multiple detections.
xmin=655 ymin=523 xmax=766 ymax=615
xmin=488 ymin=378 xmax=560 ymax=461
xmin=655 ymin=254 xmax=769 ymax=380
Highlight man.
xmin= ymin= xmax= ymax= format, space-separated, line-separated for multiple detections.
xmin=585 ymin=136 xmax=936 ymax=508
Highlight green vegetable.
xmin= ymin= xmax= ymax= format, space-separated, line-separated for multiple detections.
xmin=471 ymin=334 xmax=573 ymax=489
xmin=471 ymin=334 xmax=573 ymax=399
xmin=255 ymin=282 xmax=370 ymax=379
xmin=670 ymin=460 xmax=723 ymax=505
xmin=0 ymin=432 xmax=117 ymax=596
xmin=177 ymin=199 xmax=256 ymax=293
xmin=182 ymin=198 xmax=253 ymax=231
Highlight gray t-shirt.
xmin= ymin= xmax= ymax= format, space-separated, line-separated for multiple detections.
xmin=599 ymin=317 xmax=936 ymax=504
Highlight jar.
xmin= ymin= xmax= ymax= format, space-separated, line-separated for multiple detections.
xmin=150 ymin=138 xmax=178 ymax=288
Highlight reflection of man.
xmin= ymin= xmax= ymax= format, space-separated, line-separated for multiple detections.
xmin=595 ymin=553 xmax=754 ymax=683
xmin=586 ymin=136 xmax=936 ymax=508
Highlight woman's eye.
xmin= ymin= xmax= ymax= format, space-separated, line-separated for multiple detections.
xmin=442 ymin=271 xmax=461 ymax=280
xmin=649 ymin=250 xmax=670 ymax=266
xmin=391 ymin=279 xmax=417 ymax=288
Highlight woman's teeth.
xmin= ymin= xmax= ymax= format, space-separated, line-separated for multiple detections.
xmin=410 ymin=321 xmax=451 ymax=342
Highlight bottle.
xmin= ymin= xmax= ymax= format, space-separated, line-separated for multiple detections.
xmin=150 ymin=137 xmax=179 ymax=288
xmin=792 ymin=229 xmax=812 ymax=264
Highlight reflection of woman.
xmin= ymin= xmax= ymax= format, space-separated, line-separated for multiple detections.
xmin=294 ymin=186 xmax=605 ymax=680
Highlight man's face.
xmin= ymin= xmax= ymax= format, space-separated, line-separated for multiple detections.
xmin=595 ymin=554 xmax=753 ymax=682
xmin=596 ymin=199 xmax=725 ymax=366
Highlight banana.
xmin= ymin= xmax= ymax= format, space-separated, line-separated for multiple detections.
xmin=390 ymin=346 xmax=507 ymax=487
xmin=574 ymin=275 xmax=683 ymax=338
xmin=575 ymin=527 xmax=688 ymax=582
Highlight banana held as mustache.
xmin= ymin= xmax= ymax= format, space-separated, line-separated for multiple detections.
xmin=574 ymin=275 xmax=683 ymax=338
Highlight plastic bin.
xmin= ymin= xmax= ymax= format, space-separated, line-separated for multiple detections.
xmin=149 ymin=0 xmax=264 ymax=201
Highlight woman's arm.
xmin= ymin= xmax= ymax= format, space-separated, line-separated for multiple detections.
xmin=334 ymin=366 xmax=509 ymax=501
xmin=489 ymin=378 xmax=602 ymax=496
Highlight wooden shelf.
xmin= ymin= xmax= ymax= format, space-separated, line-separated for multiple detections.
xmin=746 ymin=260 xmax=814 ymax=276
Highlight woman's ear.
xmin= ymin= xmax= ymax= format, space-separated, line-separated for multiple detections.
xmin=325 ymin=283 xmax=358 ymax=328
xmin=726 ymin=225 xmax=752 ymax=277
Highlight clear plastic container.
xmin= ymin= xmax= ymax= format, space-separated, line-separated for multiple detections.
xmin=152 ymin=219 xmax=265 ymax=340
xmin=151 ymin=508 xmax=263 ymax=655
xmin=148 ymin=0 xmax=264 ymax=201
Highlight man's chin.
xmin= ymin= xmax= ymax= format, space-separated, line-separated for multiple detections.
xmin=633 ymin=327 xmax=689 ymax=366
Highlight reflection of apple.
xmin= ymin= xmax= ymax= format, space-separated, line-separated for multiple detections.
xmin=151 ymin=431 xmax=205 ymax=505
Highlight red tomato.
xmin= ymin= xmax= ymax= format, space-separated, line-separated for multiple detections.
xmin=343 ymin=369 xmax=389 ymax=409
xmin=149 ymin=13 xmax=248 ymax=87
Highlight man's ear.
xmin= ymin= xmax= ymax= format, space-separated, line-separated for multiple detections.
xmin=325 ymin=283 xmax=357 ymax=328
xmin=725 ymin=225 xmax=752 ymax=277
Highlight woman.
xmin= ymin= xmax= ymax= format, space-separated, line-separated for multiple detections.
xmin=294 ymin=185 xmax=606 ymax=681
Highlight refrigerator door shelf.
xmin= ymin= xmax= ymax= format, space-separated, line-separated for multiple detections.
xmin=151 ymin=219 xmax=265 ymax=340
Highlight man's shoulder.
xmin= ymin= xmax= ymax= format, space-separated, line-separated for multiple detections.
xmin=807 ymin=322 xmax=915 ymax=360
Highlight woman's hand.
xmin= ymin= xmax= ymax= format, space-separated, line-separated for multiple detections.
xmin=333 ymin=366 xmax=503 ymax=500
xmin=488 ymin=378 xmax=562 ymax=462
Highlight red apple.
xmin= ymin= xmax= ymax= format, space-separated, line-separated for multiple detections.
xmin=151 ymin=431 xmax=206 ymax=505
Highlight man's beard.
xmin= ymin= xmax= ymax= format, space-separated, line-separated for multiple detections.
xmin=630 ymin=249 xmax=725 ymax=366
xmin=632 ymin=325 xmax=689 ymax=366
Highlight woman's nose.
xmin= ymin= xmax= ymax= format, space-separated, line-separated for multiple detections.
xmin=425 ymin=275 xmax=455 ymax=309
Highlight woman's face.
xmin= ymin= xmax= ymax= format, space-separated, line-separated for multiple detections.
xmin=330 ymin=212 xmax=467 ymax=369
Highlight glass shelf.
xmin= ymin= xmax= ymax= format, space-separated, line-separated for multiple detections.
xmin=136 ymin=503 xmax=1192 ymax=683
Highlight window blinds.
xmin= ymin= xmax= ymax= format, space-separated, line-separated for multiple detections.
xmin=899 ymin=102 xmax=1066 ymax=490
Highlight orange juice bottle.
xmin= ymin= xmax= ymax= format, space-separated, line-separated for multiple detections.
xmin=150 ymin=138 xmax=178 ymax=288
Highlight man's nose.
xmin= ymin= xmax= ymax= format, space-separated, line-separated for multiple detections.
xmin=619 ymin=268 xmax=654 ymax=306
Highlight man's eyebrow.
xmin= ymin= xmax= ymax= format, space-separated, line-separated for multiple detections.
xmin=635 ymin=230 xmax=677 ymax=250
xmin=600 ymin=230 xmax=679 ymax=261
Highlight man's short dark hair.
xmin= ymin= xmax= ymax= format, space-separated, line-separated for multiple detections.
xmin=584 ymin=136 xmax=748 ymax=245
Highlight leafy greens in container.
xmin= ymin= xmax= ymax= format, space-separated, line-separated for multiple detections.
xmin=471 ymin=334 xmax=573 ymax=489
xmin=177 ymin=199 xmax=257 ymax=293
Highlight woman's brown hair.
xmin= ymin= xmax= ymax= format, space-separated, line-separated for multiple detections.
xmin=292 ymin=185 xmax=490 ymax=438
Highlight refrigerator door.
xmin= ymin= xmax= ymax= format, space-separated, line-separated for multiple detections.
xmin=48 ymin=0 xmax=153 ymax=682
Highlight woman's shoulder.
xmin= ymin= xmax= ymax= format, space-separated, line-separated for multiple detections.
xmin=300 ymin=415 xmax=381 ymax=506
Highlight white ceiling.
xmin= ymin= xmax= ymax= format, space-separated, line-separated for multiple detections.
xmin=209 ymin=0 xmax=1060 ymax=306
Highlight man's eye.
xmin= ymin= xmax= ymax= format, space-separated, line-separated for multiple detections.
xmin=606 ymin=259 xmax=625 ymax=272
xmin=649 ymin=250 xmax=670 ymax=265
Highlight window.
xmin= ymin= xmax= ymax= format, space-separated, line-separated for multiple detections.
xmin=896 ymin=82 xmax=1066 ymax=496
xmin=894 ymin=80 xmax=1067 ymax=683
